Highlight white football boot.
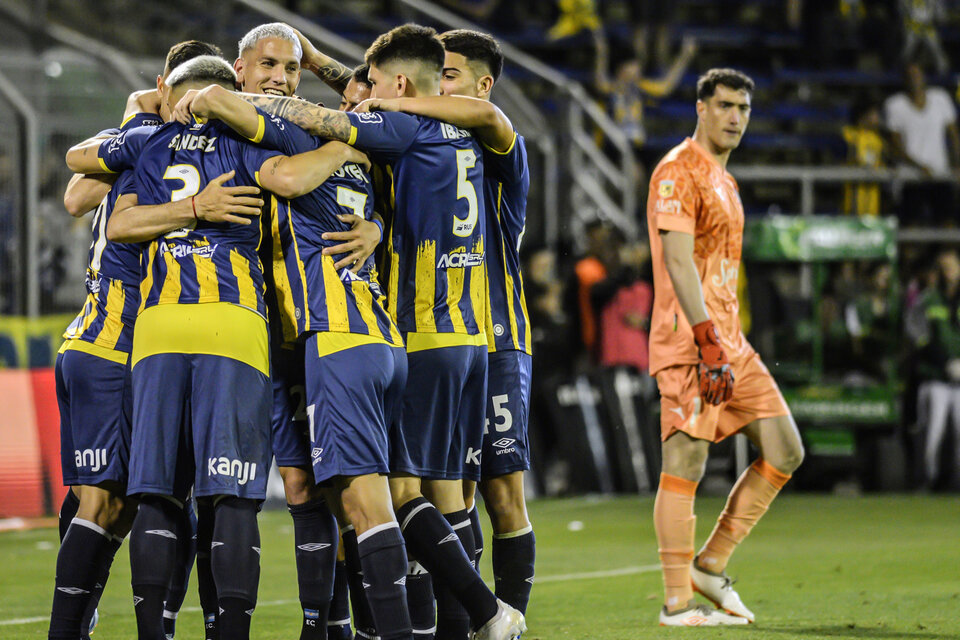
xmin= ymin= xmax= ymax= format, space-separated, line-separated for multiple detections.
xmin=691 ymin=557 xmax=755 ymax=622
xmin=658 ymin=603 xmax=749 ymax=627
xmin=471 ymin=599 xmax=526 ymax=640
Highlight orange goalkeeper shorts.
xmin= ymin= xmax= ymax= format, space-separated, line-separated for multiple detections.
xmin=656 ymin=350 xmax=789 ymax=443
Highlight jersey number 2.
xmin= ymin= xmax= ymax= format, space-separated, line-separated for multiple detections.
xmin=162 ymin=163 xmax=201 ymax=238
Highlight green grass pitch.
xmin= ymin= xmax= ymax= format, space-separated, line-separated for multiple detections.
xmin=3 ymin=494 xmax=958 ymax=638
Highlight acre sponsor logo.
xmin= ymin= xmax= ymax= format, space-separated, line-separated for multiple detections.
xmin=437 ymin=247 xmax=484 ymax=269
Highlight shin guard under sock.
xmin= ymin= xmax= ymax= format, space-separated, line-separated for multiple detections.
xmin=406 ymin=560 xmax=435 ymax=639
xmin=288 ymin=498 xmax=338 ymax=640
xmin=396 ymin=497 xmax=498 ymax=630
xmin=211 ymin=497 xmax=261 ymax=640
xmin=48 ymin=519 xmax=116 ymax=640
xmin=342 ymin=526 xmax=376 ymax=637
xmin=492 ymin=527 xmax=535 ymax=614
xmin=196 ymin=499 xmax=219 ymax=639
xmin=328 ymin=559 xmax=353 ymax=640
xmin=164 ymin=500 xmax=198 ymax=638
xmin=130 ymin=496 xmax=184 ymax=640
xmin=357 ymin=523 xmax=411 ymax=640
xmin=435 ymin=510 xmax=474 ymax=639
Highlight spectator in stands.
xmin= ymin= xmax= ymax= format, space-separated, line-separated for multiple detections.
xmin=547 ymin=0 xmax=600 ymax=41
xmin=842 ymin=95 xmax=887 ymax=216
xmin=899 ymin=0 xmax=949 ymax=75
xmin=845 ymin=262 xmax=896 ymax=380
xmin=885 ymin=61 xmax=960 ymax=225
xmin=906 ymin=247 xmax=960 ymax=488
xmin=569 ymin=220 xmax=620 ymax=360
xmin=593 ymin=30 xmax=697 ymax=156
xmin=591 ymin=238 xmax=653 ymax=373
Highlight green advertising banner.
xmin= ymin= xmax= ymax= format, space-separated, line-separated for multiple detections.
xmin=781 ymin=385 xmax=899 ymax=426
xmin=743 ymin=215 xmax=897 ymax=262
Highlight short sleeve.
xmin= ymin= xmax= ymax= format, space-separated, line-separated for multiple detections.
xmin=242 ymin=143 xmax=284 ymax=187
xmin=648 ymin=162 xmax=698 ymax=235
xmin=248 ymin=108 xmax=320 ymax=155
xmin=482 ymin=132 xmax=528 ymax=185
xmin=346 ymin=111 xmax=419 ymax=161
xmin=120 ymin=112 xmax=163 ymax=131
xmin=98 ymin=126 xmax=155 ymax=173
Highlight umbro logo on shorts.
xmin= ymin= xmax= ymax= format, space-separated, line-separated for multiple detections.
xmin=492 ymin=438 xmax=515 ymax=449
xmin=297 ymin=543 xmax=331 ymax=552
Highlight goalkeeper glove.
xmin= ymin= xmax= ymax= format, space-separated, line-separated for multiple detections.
xmin=692 ymin=319 xmax=734 ymax=405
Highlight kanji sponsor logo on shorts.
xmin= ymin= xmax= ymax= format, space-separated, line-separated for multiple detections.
xmin=207 ymin=457 xmax=257 ymax=485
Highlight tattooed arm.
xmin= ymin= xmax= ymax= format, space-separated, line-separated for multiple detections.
xmin=292 ymin=28 xmax=353 ymax=95
xmin=239 ymin=93 xmax=352 ymax=142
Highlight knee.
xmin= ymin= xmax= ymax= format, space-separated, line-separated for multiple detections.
xmin=771 ymin=440 xmax=805 ymax=475
xmin=389 ymin=477 xmax=422 ymax=512
xmin=660 ymin=440 xmax=709 ymax=483
xmin=281 ymin=467 xmax=319 ymax=505
xmin=78 ymin=487 xmax=129 ymax=530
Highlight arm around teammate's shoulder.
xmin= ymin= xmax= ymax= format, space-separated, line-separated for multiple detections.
xmin=256 ymin=141 xmax=369 ymax=199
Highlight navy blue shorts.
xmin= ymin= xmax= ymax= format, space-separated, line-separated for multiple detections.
xmin=304 ymin=333 xmax=409 ymax=484
xmin=397 ymin=341 xmax=488 ymax=481
xmin=56 ymin=342 xmax=132 ymax=486
xmin=481 ymin=351 xmax=532 ymax=477
xmin=271 ymin=341 xmax=312 ymax=468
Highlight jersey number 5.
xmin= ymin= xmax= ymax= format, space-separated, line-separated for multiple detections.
xmin=453 ymin=149 xmax=478 ymax=237
xmin=162 ymin=163 xmax=201 ymax=238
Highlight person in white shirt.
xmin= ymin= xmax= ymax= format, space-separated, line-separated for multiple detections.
xmin=885 ymin=62 xmax=960 ymax=224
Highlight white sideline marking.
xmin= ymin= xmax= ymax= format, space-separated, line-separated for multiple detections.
xmin=0 ymin=565 xmax=662 ymax=625
xmin=536 ymin=564 xmax=662 ymax=583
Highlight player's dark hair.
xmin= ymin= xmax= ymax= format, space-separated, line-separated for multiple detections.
xmin=164 ymin=40 xmax=224 ymax=77
xmin=696 ymin=68 xmax=754 ymax=101
xmin=364 ymin=24 xmax=444 ymax=76
xmin=439 ymin=29 xmax=503 ymax=82
xmin=353 ymin=63 xmax=371 ymax=87
xmin=166 ymin=55 xmax=237 ymax=90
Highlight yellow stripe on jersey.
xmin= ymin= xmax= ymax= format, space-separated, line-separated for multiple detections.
xmin=387 ymin=229 xmax=400 ymax=323
xmin=97 ymin=157 xmax=117 ymax=174
xmin=470 ymin=236 xmax=487 ymax=335
xmin=247 ymin=114 xmax=266 ymax=144
xmin=231 ymin=250 xmax=259 ymax=312
xmin=353 ymin=280 xmax=384 ymax=337
xmin=119 ymin=112 xmax=139 ymax=129
xmin=347 ymin=126 xmax=358 ymax=146
xmin=140 ymin=243 xmax=158 ymax=314
xmin=519 ymin=270 xmax=532 ymax=353
xmin=287 ymin=207 xmax=312 ymax=331
xmin=314 ymin=330 xmax=393 ymax=359
xmin=496 ymin=192 xmax=520 ymax=350
xmin=481 ymin=131 xmax=518 ymax=156
xmin=158 ymin=244 xmax=182 ymax=305
xmin=270 ymin=198 xmax=300 ymax=342
xmin=95 ymin=281 xmax=127 ymax=350
xmin=446 ymin=254 xmax=467 ymax=332
xmin=59 ymin=339 xmax=129 ymax=366
xmin=405 ymin=331 xmax=486 ymax=353
xmin=414 ymin=241 xmax=437 ymax=332
xmin=194 ymin=240 xmax=220 ymax=302
xmin=322 ymin=255 xmax=349 ymax=331
xmin=131 ymin=301 xmax=268 ymax=375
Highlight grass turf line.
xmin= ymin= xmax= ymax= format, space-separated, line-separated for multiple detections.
xmin=2 ymin=494 xmax=958 ymax=639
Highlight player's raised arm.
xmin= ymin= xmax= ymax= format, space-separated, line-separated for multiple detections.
xmin=291 ymin=27 xmax=354 ymax=95
xmin=65 ymin=134 xmax=114 ymax=174
xmin=254 ymin=142 xmax=369 ymax=200
xmin=240 ymin=93 xmax=353 ymax=142
xmin=360 ymin=94 xmax=515 ymax=152
xmin=106 ymin=170 xmax=264 ymax=243
xmin=173 ymin=84 xmax=261 ymax=139
xmin=63 ymin=173 xmax=115 ymax=217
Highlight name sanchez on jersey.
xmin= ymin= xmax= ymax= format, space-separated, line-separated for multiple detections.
xmin=167 ymin=132 xmax=218 ymax=153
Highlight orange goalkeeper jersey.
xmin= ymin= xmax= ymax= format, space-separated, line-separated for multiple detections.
xmin=646 ymin=137 xmax=751 ymax=376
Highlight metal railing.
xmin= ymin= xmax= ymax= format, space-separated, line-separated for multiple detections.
xmin=396 ymin=0 xmax=637 ymax=244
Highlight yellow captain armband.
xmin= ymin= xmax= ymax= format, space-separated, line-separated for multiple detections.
xmin=347 ymin=126 xmax=358 ymax=146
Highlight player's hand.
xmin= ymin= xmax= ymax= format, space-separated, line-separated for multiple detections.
xmin=355 ymin=98 xmax=401 ymax=114
xmin=289 ymin=26 xmax=321 ymax=72
xmin=325 ymin=141 xmax=371 ymax=172
xmin=322 ymin=214 xmax=382 ymax=272
xmin=193 ymin=170 xmax=264 ymax=225
xmin=172 ymin=89 xmax=202 ymax=125
xmin=692 ymin=319 xmax=734 ymax=405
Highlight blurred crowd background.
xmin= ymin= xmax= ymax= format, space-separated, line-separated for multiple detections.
xmin=4 ymin=0 xmax=960 ymax=510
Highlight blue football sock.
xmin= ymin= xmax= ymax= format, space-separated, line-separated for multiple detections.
xmin=288 ymin=498 xmax=338 ymax=640
xmin=493 ymin=527 xmax=535 ymax=615
xmin=357 ymin=523 xmax=411 ymax=640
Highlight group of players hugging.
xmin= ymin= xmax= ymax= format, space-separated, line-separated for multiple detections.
xmin=53 ymin=21 xmax=532 ymax=640
xmin=49 ymin=14 xmax=808 ymax=640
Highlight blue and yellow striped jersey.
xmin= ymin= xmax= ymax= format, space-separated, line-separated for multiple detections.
xmin=346 ymin=111 xmax=487 ymax=338
xmin=63 ymin=170 xmax=142 ymax=352
xmin=63 ymin=113 xmax=161 ymax=353
xmin=482 ymin=132 xmax=532 ymax=354
xmin=253 ymin=113 xmax=402 ymax=346
xmin=132 ymin=118 xmax=282 ymax=317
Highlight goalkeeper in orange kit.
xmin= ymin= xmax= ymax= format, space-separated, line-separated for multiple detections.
xmin=645 ymin=68 xmax=805 ymax=626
